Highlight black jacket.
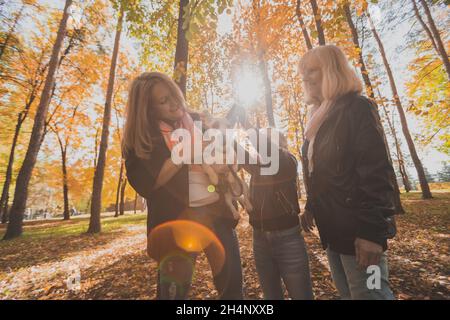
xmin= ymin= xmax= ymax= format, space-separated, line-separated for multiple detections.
xmin=243 ymin=148 xmax=301 ymax=231
xmin=304 ymin=93 xmax=396 ymax=255
xmin=124 ymin=113 xmax=237 ymax=231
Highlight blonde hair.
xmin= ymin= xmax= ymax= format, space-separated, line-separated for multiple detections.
xmin=298 ymin=45 xmax=362 ymax=100
xmin=122 ymin=72 xmax=186 ymax=159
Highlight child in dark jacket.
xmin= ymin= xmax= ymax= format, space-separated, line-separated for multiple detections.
xmin=241 ymin=128 xmax=314 ymax=300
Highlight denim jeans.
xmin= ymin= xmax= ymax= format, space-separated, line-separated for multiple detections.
xmin=253 ymin=226 xmax=314 ymax=300
xmin=326 ymin=248 xmax=395 ymax=300
xmin=157 ymin=217 xmax=243 ymax=300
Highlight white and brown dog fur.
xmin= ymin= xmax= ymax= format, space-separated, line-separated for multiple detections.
xmin=199 ymin=111 xmax=253 ymax=220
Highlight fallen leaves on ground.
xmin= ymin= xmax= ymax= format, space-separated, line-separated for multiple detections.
xmin=0 ymin=193 xmax=448 ymax=300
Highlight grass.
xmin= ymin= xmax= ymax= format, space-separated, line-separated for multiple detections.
xmin=0 ymin=212 xmax=147 ymax=249
xmin=401 ymin=191 xmax=450 ymax=201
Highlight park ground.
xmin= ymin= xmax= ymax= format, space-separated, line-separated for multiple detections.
xmin=0 ymin=192 xmax=449 ymax=300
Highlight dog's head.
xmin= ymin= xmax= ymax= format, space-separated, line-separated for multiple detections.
xmin=201 ymin=110 xmax=232 ymax=133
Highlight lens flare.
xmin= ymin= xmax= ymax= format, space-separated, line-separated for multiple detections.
xmin=235 ymin=67 xmax=262 ymax=106
xmin=148 ymin=220 xmax=226 ymax=276
xmin=159 ymin=252 xmax=195 ymax=296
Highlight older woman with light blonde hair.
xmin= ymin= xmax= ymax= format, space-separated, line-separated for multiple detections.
xmin=298 ymin=45 xmax=396 ymax=300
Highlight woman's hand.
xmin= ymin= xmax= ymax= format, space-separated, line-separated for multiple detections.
xmin=354 ymin=237 xmax=382 ymax=270
xmin=153 ymin=158 xmax=184 ymax=190
xmin=300 ymin=209 xmax=315 ymax=232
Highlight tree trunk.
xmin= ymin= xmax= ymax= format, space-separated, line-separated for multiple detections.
xmin=0 ymin=113 xmax=25 ymax=223
xmin=119 ymin=178 xmax=127 ymax=216
xmin=174 ymin=0 xmax=189 ymax=96
xmin=419 ymin=0 xmax=450 ymax=79
xmin=372 ymin=99 xmax=406 ymax=213
xmin=389 ymin=161 xmax=406 ymax=214
xmin=3 ymin=0 xmax=73 ymax=240
xmin=296 ymin=108 xmax=309 ymax=196
xmin=343 ymin=3 xmax=374 ymax=99
xmin=88 ymin=5 xmax=124 ymax=233
xmin=294 ymin=132 xmax=306 ymax=199
xmin=258 ymin=54 xmax=275 ymax=127
xmin=411 ymin=0 xmax=438 ymax=52
xmin=114 ymin=159 xmax=124 ymax=218
xmin=55 ymin=130 xmax=70 ymax=221
xmin=367 ymin=11 xmax=432 ymax=199
xmin=296 ymin=0 xmax=313 ymax=50
xmin=61 ymin=149 xmax=70 ymax=220
xmin=375 ymin=113 xmax=406 ymax=213
xmin=133 ymin=192 xmax=138 ymax=214
xmin=94 ymin=127 xmax=99 ymax=168
xmin=378 ymin=89 xmax=412 ymax=192
xmin=253 ymin=0 xmax=274 ymax=127
xmin=86 ymin=129 xmax=100 ymax=214
xmin=309 ymin=0 xmax=326 ymax=45
xmin=85 ymin=197 xmax=91 ymax=214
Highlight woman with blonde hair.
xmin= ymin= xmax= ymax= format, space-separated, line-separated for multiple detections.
xmin=299 ymin=45 xmax=396 ymax=299
xmin=122 ymin=72 xmax=243 ymax=300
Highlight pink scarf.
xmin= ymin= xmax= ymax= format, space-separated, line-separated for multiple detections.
xmin=305 ymin=100 xmax=334 ymax=175
xmin=159 ymin=110 xmax=203 ymax=172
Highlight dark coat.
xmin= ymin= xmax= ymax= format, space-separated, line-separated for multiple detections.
xmin=124 ymin=113 xmax=237 ymax=231
xmin=304 ymin=93 xmax=397 ymax=255
xmin=243 ymin=149 xmax=301 ymax=231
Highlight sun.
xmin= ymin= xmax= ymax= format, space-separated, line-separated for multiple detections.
xmin=235 ymin=67 xmax=262 ymax=107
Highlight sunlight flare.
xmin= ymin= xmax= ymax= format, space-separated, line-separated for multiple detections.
xmin=235 ymin=67 xmax=262 ymax=107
